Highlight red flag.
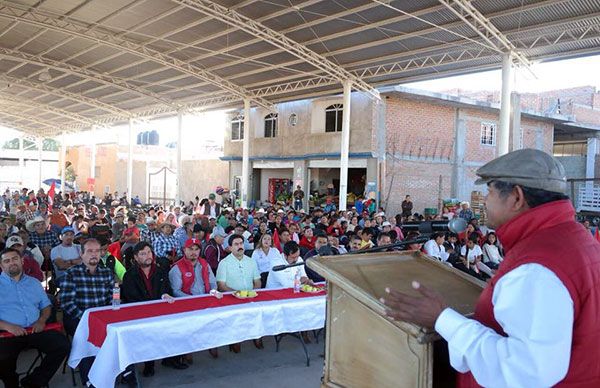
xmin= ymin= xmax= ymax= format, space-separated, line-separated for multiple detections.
xmin=47 ymin=181 xmax=56 ymax=207
xmin=273 ymin=228 xmax=282 ymax=253
xmin=595 ymin=227 xmax=600 ymax=243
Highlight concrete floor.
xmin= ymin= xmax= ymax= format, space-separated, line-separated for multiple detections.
xmin=18 ymin=336 xmax=325 ymax=388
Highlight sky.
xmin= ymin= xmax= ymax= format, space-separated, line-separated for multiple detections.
xmin=1 ymin=55 xmax=599 ymax=146
xmin=404 ymin=55 xmax=600 ymax=93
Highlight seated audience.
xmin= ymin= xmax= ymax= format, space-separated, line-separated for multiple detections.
xmin=251 ymin=233 xmax=281 ymax=288
xmin=481 ymin=232 xmax=503 ymax=269
xmin=122 ymin=242 xmax=181 ymax=379
xmin=216 ymin=234 xmax=261 ymax=352
xmin=60 ymin=238 xmax=113 ymax=387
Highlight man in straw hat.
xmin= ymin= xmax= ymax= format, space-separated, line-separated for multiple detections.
xmin=152 ymin=221 xmax=181 ymax=264
xmin=382 ymin=148 xmax=600 ymax=387
xmin=27 ymin=216 xmax=60 ymax=272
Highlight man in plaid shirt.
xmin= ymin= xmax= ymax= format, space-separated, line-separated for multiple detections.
xmin=27 ymin=216 xmax=60 ymax=272
xmin=140 ymin=218 xmax=160 ymax=245
xmin=60 ymin=238 xmax=113 ymax=387
xmin=152 ymin=223 xmax=182 ymax=263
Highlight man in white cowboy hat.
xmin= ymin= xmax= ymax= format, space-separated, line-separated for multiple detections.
xmin=15 ymin=203 xmax=35 ymax=224
xmin=458 ymin=201 xmax=474 ymax=221
xmin=173 ymin=215 xmax=194 ymax=250
xmin=27 ymin=216 xmax=60 ymax=268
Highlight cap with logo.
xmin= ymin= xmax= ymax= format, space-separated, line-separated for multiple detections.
xmin=475 ymin=148 xmax=567 ymax=193
xmin=6 ymin=235 xmax=24 ymax=248
xmin=184 ymin=238 xmax=202 ymax=249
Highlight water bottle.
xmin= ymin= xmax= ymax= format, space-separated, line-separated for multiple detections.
xmin=293 ymin=269 xmax=301 ymax=293
xmin=112 ymin=282 xmax=121 ymax=310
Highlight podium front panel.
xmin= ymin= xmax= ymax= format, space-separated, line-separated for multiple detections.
xmin=307 ymin=251 xmax=485 ymax=388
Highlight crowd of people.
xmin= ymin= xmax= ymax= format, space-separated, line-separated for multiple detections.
xmin=0 ymin=184 xmax=586 ymax=388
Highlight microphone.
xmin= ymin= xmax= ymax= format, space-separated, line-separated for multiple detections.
xmin=401 ymin=218 xmax=468 ymax=234
xmin=272 ymin=261 xmax=306 ymax=272
xmin=272 ymin=236 xmax=432 ymax=270
xmin=346 ymin=236 xmax=430 ymax=254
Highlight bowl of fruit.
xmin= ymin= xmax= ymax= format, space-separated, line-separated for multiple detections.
xmin=233 ymin=290 xmax=258 ymax=299
xmin=300 ymin=284 xmax=325 ymax=294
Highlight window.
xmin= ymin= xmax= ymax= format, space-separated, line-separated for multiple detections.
xmin=325 ymin=104 xmax=343 ymax=132
xmin=264 ymin=113 xmax=278 ymax=138
xmin=480 ymin=122 xmax=496 ymax=146
xmin=231 ymin=114 xmax=244 ymax=141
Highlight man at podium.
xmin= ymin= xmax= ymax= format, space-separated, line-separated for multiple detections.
xmin=382 ymin=149 xmax=600 ymax=387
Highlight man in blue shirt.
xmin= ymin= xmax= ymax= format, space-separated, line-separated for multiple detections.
xmin=0 ymin=247 xmax=70 ymax=388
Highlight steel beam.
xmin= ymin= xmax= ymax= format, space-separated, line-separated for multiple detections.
xmin=0 ymin=1 xmax=273 ymax=109
xmin=173 ymin=0 xmax=379 ymax=100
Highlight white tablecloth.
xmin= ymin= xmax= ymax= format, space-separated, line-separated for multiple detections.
xmin=68 ymin=292 xmax=326 ymax=388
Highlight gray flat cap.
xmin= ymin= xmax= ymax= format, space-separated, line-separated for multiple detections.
xmin=475 ymin=148 xmax=567 ymax=193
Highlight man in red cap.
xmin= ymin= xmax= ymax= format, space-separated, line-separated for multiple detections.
xmin=168 ymin=238 xmax=218 ymax=359
xmin=168 ymin=238 xmax=216 ymax=298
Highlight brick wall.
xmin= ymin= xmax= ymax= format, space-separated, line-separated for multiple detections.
xmin=384 ymin=158 xmax=453 ymax=217
xmin=383 ymin=95 xmax=554 ymax=216
xmin=385 ymin=97 xmax=455 ymax=159
xmin=572 ymin=105 xmax=600 ymax=127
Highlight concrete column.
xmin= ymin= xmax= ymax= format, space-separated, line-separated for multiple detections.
xmin=510 ymin=92 xmax=522 ymax=151
xmin=127 ymin=118 xmax=134 ymax=203
xmin=18 ymin=136 xmax=24 ymax=186
xmin=241 ymin=99 xmax=251 ymax=208
xmin=37 ymin=137 xmax=43 ymax=188
xmin=374 ymin=98 xmax=387 ymax=208
xmin=60 ymin=131 xmax=66 ymax=193
xmin=90 ymin=126 xmax=96 ymax=180
xmin=176 ymin=112 xmax=183 ymax=206
xmin=293 ymin=160 xmax=309 ymax=210
xmin=339 ymin=80 xmax=352 ymax=211
xmin=497 ymin=53 xmax=513 ymax=157
xmin=366 ymin=158 xmax=378 ymax=205
xmin=452 ymin=108 xmax=467 ymax=199
xmin=586 ymin=138 xmax=597 ymax=178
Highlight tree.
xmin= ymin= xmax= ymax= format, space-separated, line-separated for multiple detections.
xmin=43 ymin=138 xmax=59 ymax=151
xmin=2 ymin=137 xmax=59 ymax=151
xmin=3 ymin=138 xmax=35 ymax=150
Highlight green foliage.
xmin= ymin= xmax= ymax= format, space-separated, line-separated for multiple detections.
xmin=43 ymin=138 xmax=59 ymax=151
xmin=2 ymin=137 xmax=59 ymax=151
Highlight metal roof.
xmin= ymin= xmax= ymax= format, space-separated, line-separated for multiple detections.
xmin=0 ymin=0 xmax=599 ymax=137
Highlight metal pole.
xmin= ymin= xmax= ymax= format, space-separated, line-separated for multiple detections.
xmin=498 ymin=53 xmax=512 ymax=157
xmin=18 ymin=136 xmax=24 ymax=186
xmin=60 ymin=131 xmax=66 ymax=193
xmin=127 ymin=118 xmax=134 ymax=204
xmin=163 ymin=168 xmax=167 ymax=209
xmin=339 ymin=80 xmax=352 ymax=211
xmin=241 ymin=99 xmax=251 ymax=208
xmin=90 ymin=126 xmax=96 ymax=195
xmin=176 ymin=111 xmax=183 ymax=207
xmin=37 ymin=137 xmax=43 ymax=189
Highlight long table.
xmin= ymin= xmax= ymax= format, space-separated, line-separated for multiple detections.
xmin=68 ymin=288 xmax=326 ymax=388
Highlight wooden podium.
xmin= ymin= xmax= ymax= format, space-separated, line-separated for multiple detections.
xmin=307 ymin=251 xmax=485 ymax=388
